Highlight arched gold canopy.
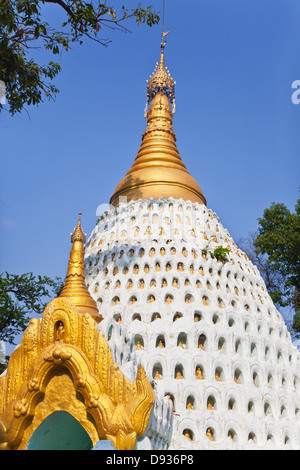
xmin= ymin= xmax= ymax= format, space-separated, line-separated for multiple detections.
xmin=110 ymin=43 xmax=206 ymax=207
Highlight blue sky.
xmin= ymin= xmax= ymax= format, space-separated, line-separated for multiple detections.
xmin=1 ymin=0 xmax=300 ymax=288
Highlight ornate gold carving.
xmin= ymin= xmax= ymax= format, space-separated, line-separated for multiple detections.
xmin=145 ymin=38 xmax=175 ymax=116
xmin=0 ymin=297 xmax=155 ymax=450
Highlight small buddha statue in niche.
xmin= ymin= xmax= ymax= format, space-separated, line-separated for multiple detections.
xmin=166 ymin=295 xmax=173 ymax=304
xmin=215 ymin=370 xmax=221 ymax=381
xmin=155 ymin=263 xmax=160 ymax=272
xmin=136 ymin=340 xmax=143 ymax=350
xmin=150 ymin=279 xmax=156 ymax=287
xmin=55 ymin=321 xmax=65 ymax=341
xmin=154 ymin=370 xmax=161 ymax=380
xmin=196 ymin=367 xmax=204 ymax=379
xmin=160 ymin=247 xmax=166 ymax=256
xmin=175 ymin=369 xmax=183 ymax=379
xmin=157 ymin=339 xmax=165 ymax=348
xmin=148 ymin=295 xmax=155 ymax=303
xmin=178 ymin=340 xmax=185 ymax=349
xmin=134 ymin=265 xmax=139 ymax=274
xmin=177 ymin=263 xmax=184 ymax=272
xmin=207 ymin=400 xmax=214 ymax=410
xmin=183 ymin=430 xmax=192 ymax=441
xmin=162 ymin=279 xmax=167 ymax=287
xmin=186 ymin=401 xmax=193 ymax=410
xmin=172 ymin=278 xmax=178 ymax=288
xmin=139 ymin=280 xmax=144 ymax=289
xmin=206 ymin=428 xmax=214 ymax=441
xmin=127 ymin=280 xmax=133 ymax=290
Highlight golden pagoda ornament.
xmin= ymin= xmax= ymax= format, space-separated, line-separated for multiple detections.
xmin=59 ymin=213 xmax=102 ymax=323
xmin=0 ymin=216 xmax=155 ymax=450
xmin=109 ymin=34 xmax=206 ymax=207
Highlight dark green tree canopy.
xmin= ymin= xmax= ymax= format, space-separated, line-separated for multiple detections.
xmin=0 ymin=271 xmax=63 ymax=345
xmin=238 ymin=192 xmax=300 ymax=336
xmin=254 ymin=195 xmax=300 ymax=314
xmin=0 ymin=1 xmax=160 ymax=115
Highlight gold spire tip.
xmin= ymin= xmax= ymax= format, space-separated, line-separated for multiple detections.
xmin=145 ymin=33 xmax=175 ymax=117
xmin=71 ymin=212 xmax=86 ymax=244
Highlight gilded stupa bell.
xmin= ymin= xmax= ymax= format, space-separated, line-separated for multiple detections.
xmin=60 ymin=213 xmax=102 ymax=323
xmin=110 ymin=38 xmax=206 ymax=207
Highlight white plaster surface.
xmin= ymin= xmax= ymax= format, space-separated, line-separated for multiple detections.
xmin=85 ymin=198 xmax=300 ymax=450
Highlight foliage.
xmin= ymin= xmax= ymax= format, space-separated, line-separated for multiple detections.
xmin=202 ymin=245 xmax=230 ymax=264
xmin=0 ymin=1 xmax=160 ymax=115
xmin=240 ymin=192 xmax=300 ymax=335
xmin=0 ymin=271 xmax=63 ymax=346
xmin=211 ymin=246 xmax=230 ymax=263
xmin=238 ymin=232 xmax=288 ymax=308
xmin=254 ymin=195 xmax=300 ymax=317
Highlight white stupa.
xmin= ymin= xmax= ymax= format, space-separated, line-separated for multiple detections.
xmin=84 ymin=39 xmax=300 ymax=450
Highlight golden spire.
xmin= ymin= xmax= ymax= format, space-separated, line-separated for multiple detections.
xmin=110 ymin=36 xmax=206 ymax=207
xmin=145 ymin=31 xmax=175 ymax=116
xmin=60 ymin=213 xmax=102 ymax=323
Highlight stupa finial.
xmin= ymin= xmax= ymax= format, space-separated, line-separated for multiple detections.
xmin=144 ymin=31 xmax=175 ymax=117
xmin=71 ymin=212 xmax=86 ymax=244
xmin=60 ymin=213 xmax=102 ymax=323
